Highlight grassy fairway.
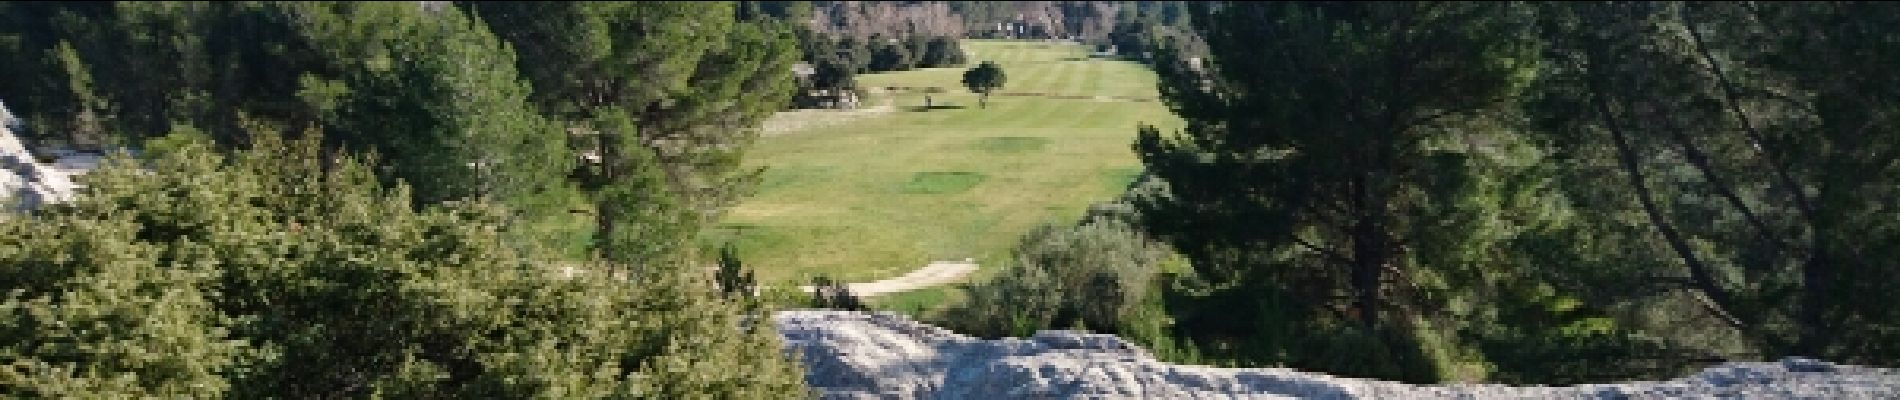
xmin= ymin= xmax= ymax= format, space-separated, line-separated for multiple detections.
xmin=711 ymin=39 xmax=1181 ymax=285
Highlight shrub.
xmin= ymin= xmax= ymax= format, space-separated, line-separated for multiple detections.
xmin=0 ymin=131 xmax=807 ymax=397
xmin=808 ymin=275 xmax=865 ymax=311
xmin=947 ymin=216 xmax=1171 ymax=337
xmin=716 ymin=243 xmax=758 ymax=299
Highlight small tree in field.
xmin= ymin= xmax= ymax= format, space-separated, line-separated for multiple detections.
xmin=962 ymin=61 xmax=1007 ymax=108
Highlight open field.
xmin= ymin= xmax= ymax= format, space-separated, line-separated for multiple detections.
xmin=710 ymin=39 xmax=1181 ymax=285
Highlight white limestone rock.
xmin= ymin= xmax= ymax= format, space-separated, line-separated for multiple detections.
xmin=0 ymin=101 xmax=100 ymax=212
xmin=775 ymin=310 xmax=1900 ymax=399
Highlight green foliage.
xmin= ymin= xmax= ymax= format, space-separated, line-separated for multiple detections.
xmin=45 ymin=40 xmax=111 ymax=147
xmin=961 ymin=61 xmax=1006 ymax=108
xmin=829 ymin=36 xmax=874 ymax=74
xmin=1 ymin=131 xmax=807 ymax=397
xmin=0 ymin=3 xmax=812 ymax=395
xmin=947 ymin=217 xmax=1172 ymax=337
xmin=298 ymin=2 xmax=571 ymax=209
xmin=583 ymin=110 xmax=696 ymax=268
xmin=466 ymin=1 xmax=801 ymax=267
xmin=738 ymin=1 xmax=812 ymax=22
xmin=0 ymin=2 xmax=573 ymax=227
xmin=1525 ymin=1 xmax=1900 ymax=365
xmin=868 ymin=38 xmax=914 ymax=72
xmin=1095 ymin=0 xmax=1900 ymax=383
xmin=0 ymin=3 xmax=123 ymax=146
xmin=1465 ymin=280 xmax=1706 ymax=385
xmin=1133 ymin=1 xmax=1541 ymax=381
xmin=807 ymin=276 xmax=865 ymax=311
xmin=918 ymin=36 xmax=967 ymax=67
xmin=810 ymin=59 xmax=858 ymax=93
xmin=1106 ymin=19 xmax=1155 ymax=60
xmin=787 ymin=29 xmax=959 ymax=110
xmin=716 ymin=243 xmax=758 ymax=299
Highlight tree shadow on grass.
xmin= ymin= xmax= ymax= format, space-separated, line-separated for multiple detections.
xmin=905 ymin=105 xmax=968 ymax=112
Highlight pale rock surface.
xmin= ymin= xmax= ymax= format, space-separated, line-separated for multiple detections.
xmin=0 ymin=101 xmax=101 ymax=212
xmin=775 ymin=310 xmax=1900 ymax=399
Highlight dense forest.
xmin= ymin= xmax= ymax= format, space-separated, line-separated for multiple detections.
xmin=949 ymin=0 xmax=1900 ymax=385
xmin=1 ymin=1 xmax=1897 ymax=397
xmin=0 ymin=2 xmax=806 ymax=397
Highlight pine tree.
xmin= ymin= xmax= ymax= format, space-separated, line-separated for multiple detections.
xmin=284 ymin=2 xmax=572 ymax=209
xmin=1528 ymin=1 xmax=1900 ymax=364
xmin=921 ymin=36 xmax=967 ymax=67
xmin=464 ymin=1 xmax=800 ymax=268
xmin=0 ymin=2 xmax=573 ymax=216
xmin=1132 ymin=2 xmax=1540 ymax=381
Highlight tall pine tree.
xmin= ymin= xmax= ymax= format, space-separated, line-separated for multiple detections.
xmin=463 ymin=2 xmax=800 ymax=268
xmin=1133 ymin=2 xmax=1540 ymax=381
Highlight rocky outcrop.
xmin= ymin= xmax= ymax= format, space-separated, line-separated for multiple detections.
xmin=775 ymin=310 xmax=1900 ymax=399
xmin=0 ymin=102 xmax=100 ymax=212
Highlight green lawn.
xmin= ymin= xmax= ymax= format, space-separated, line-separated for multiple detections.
xmin=709 ymin=39 xmax=1181 ymax=285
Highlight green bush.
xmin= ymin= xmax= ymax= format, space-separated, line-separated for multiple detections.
xmin=946 ymin=217 xmax=1171 ymax=337
xmin=0 ymin=131 xmax=807 ymax=398
xmin=807 ymin=275 xmax=866 ymax=311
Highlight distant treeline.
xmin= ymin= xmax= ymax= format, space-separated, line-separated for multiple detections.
xmin=743 ymin=1 xmax=1207 ymax=109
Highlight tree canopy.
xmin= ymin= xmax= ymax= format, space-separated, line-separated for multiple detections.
xmin=0 ymin=2 xmax=811 ymax=396
xmin=961 ymin=61 xmax=1006 ymax=108
xmin=1110 ymin=0 xmax=1900 ymax=382
xmin=463 ymin=1 xmax=800 ymax=268
xmin=0 ymin=130 xmax=805 ymax=397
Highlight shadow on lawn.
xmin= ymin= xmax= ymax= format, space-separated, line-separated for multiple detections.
xmin=905 ymin=105 xmax=969 ymax=112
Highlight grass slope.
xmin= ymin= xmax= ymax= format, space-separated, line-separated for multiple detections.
xmin=711 ymin=39 xmax=1180 ymax=286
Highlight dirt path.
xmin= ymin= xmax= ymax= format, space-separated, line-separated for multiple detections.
xmin=799 ymin=260 xmax=979 ymax=297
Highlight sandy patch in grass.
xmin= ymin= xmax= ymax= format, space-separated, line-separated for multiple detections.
xmin=761 ymin=99 xmax=897 ymax=136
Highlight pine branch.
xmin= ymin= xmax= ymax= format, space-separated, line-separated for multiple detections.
xmin=1582 ymin=49 xmax=1749 ymax=332
xmin=1679 ymin=4 xmax=1819 ymax=225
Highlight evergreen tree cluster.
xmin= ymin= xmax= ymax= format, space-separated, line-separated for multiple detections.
xmin=0 ymin=1 xmax=809 ymax=397
xmin=790 ymin=30 xmax=967 ymax=109
xmin=957 ymin=1 xmax=1900 ymax=385
xmin=1130 ymin=1 xmax=1900 ymax=382
xmin=1101 ymin=2 xmax=1205 ymax=65
xmin=752 ymin=2 xmax=971 ymax=109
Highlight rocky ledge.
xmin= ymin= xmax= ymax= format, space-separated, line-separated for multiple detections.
xmin=775 ymin=310 xmax=1900 ymax=399
xmin=1 ymin=104 xmax=99 ymax=212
